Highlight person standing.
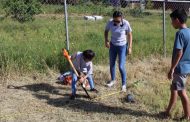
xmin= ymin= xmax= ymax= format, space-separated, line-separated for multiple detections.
xmin=161 ymin=9 xmax=190 ymax=120
xmin=104 ymin=11 xmax=133 ymax=92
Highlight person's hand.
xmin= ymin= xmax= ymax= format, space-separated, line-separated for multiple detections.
xmin=79 ymin=76 xmax=85 ymax=84
xmin=105 ymin=40 xmax=110 ymax=48
xmin=168 ymin=68 xmax=174 ymax=80
xmin=128 ymin=47 xmax=132 ymax=55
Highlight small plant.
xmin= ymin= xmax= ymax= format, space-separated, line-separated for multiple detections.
xmin=129 ymin=7 xmax=152 ymax=17
xmin=2 ymin=0 xmax=42 ymax=23
xmin=146 ymin=0 xmax=153 ymax=9
xmin=129 ymin=8 xmax=144 ymax=17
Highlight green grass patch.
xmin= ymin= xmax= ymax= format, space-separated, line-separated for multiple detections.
xmin=1 ymin=5 xmax=190 ymax=74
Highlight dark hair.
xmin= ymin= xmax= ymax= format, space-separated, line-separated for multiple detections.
xmin=83 ymin=50 xmax=95 ymax=61
xmin=113 ymin=11 xmax=123 ymax=18
xmin=170 ymin=9 xmax=187 ymax=24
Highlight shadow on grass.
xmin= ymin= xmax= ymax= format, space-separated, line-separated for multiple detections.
xmin=34 ymin=93 xmax=166 ymax=120
xmin=7 ymin=83 xmax=166 ymax=120
xmin=7 ymin=83 xmax=68 ymax=96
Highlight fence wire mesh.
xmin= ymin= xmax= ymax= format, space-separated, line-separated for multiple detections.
xmin=63 ymin=0 xmax=164 ymax=61
xmin=0 ymin=0 xmax=190 ymax=73
xmin=60 ymin=0 xmax=190 ymax=59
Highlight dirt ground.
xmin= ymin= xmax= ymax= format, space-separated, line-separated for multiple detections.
xmin=0 ymin=57 xmax=179 ymax=122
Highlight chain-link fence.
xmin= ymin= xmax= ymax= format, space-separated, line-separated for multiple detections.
xmin=17 ymin=0 xmax=190 ymax=64
xmin=60 ymin=0 xmax=190 ymax=60
xmin=1 ymin=0 xmax=190 ymax=73
xmin=62 ymin=0 xmax=164 ymax=63
xmin=164 ymin=0 xmax=190 ymax=56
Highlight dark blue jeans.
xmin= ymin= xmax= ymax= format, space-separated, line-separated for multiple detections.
xmin=109 ymin=43 xmax=127 ymax=86
xmin=71 ymin=72 xmax=95 ymax=95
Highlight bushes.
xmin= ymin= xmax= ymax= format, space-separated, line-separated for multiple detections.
xmin=146 ymin=0 xmax=153 ymax=9
xmin=129 ymin=8 xmax=152 ymax=17
xmin=129 ymin=8 xmax=144 ymax=17
xmin=2 ymin=0 xmax=42 ymax=22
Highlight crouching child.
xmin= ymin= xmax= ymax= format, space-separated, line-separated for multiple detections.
xmin=70 ymin=50 xmax=98 ymax=100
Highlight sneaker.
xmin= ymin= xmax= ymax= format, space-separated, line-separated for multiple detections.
xmin=106 ymin=80 xmax=116 ymax=87
xmin=90 ymin=88 xmax=99 ymax=93
xmin=122 ymin=85 xmax=126 ymax=92
xmin=158 ymin=111 xmax=170 ymax=119
xmin=70 ymin=95 xmax=76 ymax=100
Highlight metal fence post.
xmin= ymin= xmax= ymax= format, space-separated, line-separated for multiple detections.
xmin=163 ymin=0 xmax=166 ymax=57
xmin=64 ymin=0 xmax=69 ymax=51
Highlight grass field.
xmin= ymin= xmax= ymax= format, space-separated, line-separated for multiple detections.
xmin=1 ymin=5 xmax=189 ymax=74
xmin=1 ymin=4 xmax=190 ymax=122
xmin=1 ymin=57 xmax=190 ymax=121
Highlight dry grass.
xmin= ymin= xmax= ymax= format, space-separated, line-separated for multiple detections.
xmin=2 ymin=57 xmax=188 ymax=122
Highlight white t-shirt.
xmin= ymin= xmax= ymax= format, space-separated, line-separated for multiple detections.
xmin=105 ymin=19 xmax=132 ymax=46
xmin=72 ymin=52 xmax=93 ymax=76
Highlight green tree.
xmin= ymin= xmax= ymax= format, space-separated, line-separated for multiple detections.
xmin=2 ymin=0 xmax=41 ymax=22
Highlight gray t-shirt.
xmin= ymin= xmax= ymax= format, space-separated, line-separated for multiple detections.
xmin=105 ymin=19 xmax=132 ymax=46
xmin=72 ymin=52 xmax=93 ymax=76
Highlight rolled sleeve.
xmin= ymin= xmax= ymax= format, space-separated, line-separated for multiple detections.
xmin=105 ymin=21 xmax=111 ymax=31
xmin=87 ymin=62 xmax=93 ymax=76
xmin=125 ymin=21 xmax=132 ymax=34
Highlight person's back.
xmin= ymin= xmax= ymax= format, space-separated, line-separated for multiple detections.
xmin=173 ymin=28 xmax=190 ymax=74
xmin=72 ymin=51 xmax=93 ymax=75
xmin=70 ymin=50 xmax=98 ymax=100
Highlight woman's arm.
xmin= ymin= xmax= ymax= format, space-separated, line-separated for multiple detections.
xmin=127 ymin=32 xmax=133 ymax=55
xmin=104 ymin=30 xmax=109 ymax=41
xmin=104 ymin=30 xmax=110 ymax=48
